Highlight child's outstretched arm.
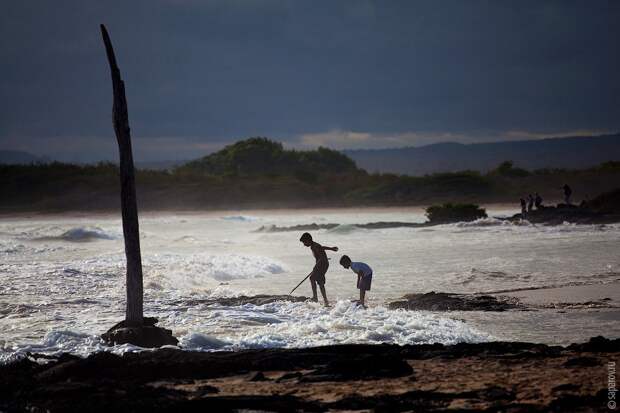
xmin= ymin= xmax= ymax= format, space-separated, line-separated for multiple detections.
xmin=322 ymin=245 xmax=338 ymax=252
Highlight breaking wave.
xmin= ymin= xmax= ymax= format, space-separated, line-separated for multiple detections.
xmin=0 ymin=330 xmax=145 ymax=364
xmin=179 ymin=300 xmax=492 ymax=350
xmin=221 ymin=215 xmax=259 ymax=222
xmin=145 ymin=253 xmax=287 ymax=284
xmin=1 ymin=300 xmax=492 ymax=363
xmin=54 ymin=227 xmax=117 ymax=242
xmin=455 ymin=217 xmax=531 ymax=228
xmin=326 ymin=224 xmax=366 ymax=234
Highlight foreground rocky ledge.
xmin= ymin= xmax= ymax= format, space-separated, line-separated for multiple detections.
xmin=2 ymin=337 xmax=618 ymax=412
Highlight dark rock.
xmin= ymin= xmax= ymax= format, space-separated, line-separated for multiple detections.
xmin=301 ymin=354 xmax=413 ymax=382
xmin=356 ymin=221 xmax=427 ymax=229
xmin=249 ymin=372 xmax=269 ymax=381
xmin=547 ymin=393 xmax=603 ymax=413
xmin=102 ymin=318 xmax=178 ymax=348
xmin=105 ymin=316 xmax=159 ymax=332
xmin=388 ymin=291 xmax=520 ymax=311
xmin=466 ymin=386 xmax=515 ymax=401
xmin=507 ymin=204 xmax=620 ymax=225
xmin=180 ymin=294 xmax=309 ymax=307
xmin=563 ymin=356 xmax=601 ymax=367
xmin=254 ymin=223 xmax=339 ymax=232
xmin=255 ymin=221 xmax=429 ymax=233
xmin=567 ymin=336 xmax=620 ymax=352
xmin=276 ymin=372 xmax=303 ymax=382
xmin=197 ymin=384 xmax=220 ymax=394
xmin=327 ymin=389 xmax=454 ymax=412
xmin=553 ymin=383 xmax=581 ymax=392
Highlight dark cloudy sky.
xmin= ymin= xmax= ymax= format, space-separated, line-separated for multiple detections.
xmin=1 ymin=1 xmax=619 ymax=161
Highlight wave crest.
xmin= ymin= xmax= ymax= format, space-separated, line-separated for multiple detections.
xmin=57 ymin=227 xmax=117 ymax=242
xmin=221 ymin=215 xmax=258 ymax=222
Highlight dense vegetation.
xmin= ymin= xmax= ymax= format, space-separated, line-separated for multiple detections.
xmin=176 ymin=138 xmax=359 ymax=181
xmin=587 ymin=188 xmax=620 ymax=214
xmin=1 ymin=138 xmax=620 ymax=212
xmin=425 ymin=203 xmax=488 ymax=223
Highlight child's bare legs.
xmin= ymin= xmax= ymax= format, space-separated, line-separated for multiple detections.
xmin=319 ymin=284 xmax=329 ymax=307
xmin=310 ymin=278 xmax=318 ymax=302
xmin=359 ymin=289 xmax=366 ymax=307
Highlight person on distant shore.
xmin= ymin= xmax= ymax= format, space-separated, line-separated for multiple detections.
xmin=563 ymin=184 xmax=572 ymax=205
xmin=339 ymin=255 xmax=373 ymax=308
xmin=520 ymin=198 xmax=527 ymax=219
xmin=300 ymin=232 xmax=337 ymax=306
xmin=535 ymin=193 xmax=543 ymax=209
xmin=527 ymin=194 xmax=534 ymax=212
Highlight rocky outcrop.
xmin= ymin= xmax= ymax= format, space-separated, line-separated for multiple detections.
xmin=167 ymin=294 xmax=308 ymax=308
xmin=388 ymin=291 xmax=521 ymax=311
xmin=2 ymin=337 xmax=617 ymax=412
xmin=255 ymin=221 xmax=428 ymax=233
xmin=509 ymin=203 xmax=620 ymax=225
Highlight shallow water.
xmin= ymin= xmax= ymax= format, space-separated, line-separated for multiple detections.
xmin=1 ymin=207 xmax=619 ymax=362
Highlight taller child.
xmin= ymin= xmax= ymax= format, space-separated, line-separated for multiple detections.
xmin=300 ymin=232 xmax=338 ymax=306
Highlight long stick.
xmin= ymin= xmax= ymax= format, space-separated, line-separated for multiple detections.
xmin=289 ymin=271 xmax=313 ymax=295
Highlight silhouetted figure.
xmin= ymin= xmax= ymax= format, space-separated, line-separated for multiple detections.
xmin=563 ymin=184 xmax=572 ymax=205
xmin=520 ymin=198 xmax=527 ymax=219
xmin=527 ymin=194 xmax=534 ymax=212
xmin=535 ymin=193 xmax=543 ymax=209
xmin=300 ymin=232 xmax=338 ymax=306
xmin=340 ymin=255 xmax=373 ymax=308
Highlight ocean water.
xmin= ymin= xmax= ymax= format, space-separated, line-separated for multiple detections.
xmin=1 ymin=207 xmax=619 ymax=363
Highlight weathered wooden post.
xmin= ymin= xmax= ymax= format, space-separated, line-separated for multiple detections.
xmin=100 ymin=24 xmax=177 ymax=347
xmin=100 ymin=24 xmax=144 ymax=326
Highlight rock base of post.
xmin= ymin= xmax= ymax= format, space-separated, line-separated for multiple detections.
xmin=102 ymin=317 xmax=179 ymax=348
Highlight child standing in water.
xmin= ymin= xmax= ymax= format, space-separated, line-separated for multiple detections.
xmin=339 ymin=255 xmax=373 ymax=308
xmin=299 ymin=232 xmax=338 ymax=306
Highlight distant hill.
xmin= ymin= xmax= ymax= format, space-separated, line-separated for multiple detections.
xmin=177 ymin=137 xmax=360 ymax=179
xmin=344 ymin=134 xmax=620 ymax=175
xmin=3 ymin=139 xmax=620 ymax=212
xmin=0 ymin=150 xmax=48 ymax=164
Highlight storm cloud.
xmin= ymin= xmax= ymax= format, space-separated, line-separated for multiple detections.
xmin=1 ymin=0 xmax=618 ymax=161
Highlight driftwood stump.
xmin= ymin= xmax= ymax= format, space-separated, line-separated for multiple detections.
xmin=100 ymin=24 xmax=177 ymax=347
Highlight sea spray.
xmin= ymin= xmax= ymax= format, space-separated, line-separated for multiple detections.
xmin=178 ymin=300 xmax=493 ymax=351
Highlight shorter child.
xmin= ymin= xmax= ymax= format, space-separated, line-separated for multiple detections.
xmin=339 ymin=255 xmax=373 ymax=307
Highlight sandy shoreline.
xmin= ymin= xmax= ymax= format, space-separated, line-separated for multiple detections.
xmin=2 ymin=337 xmax=617 ymax=412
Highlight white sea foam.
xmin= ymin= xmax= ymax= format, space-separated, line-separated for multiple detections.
xmin=178 ymin=300 xmax=492 ymax=351
xmin=0 ymin=242 xmax=26 ymax=254
xmin=456 ymin=217 xmax=509 ymax=227
xmin=454 ymin=217 xmax=532 ymax=228
xmin=0 ymin=330 xmax=149 ymax=364
xmin=0 ymin=241 xmax=65 ymax=255
xmin=0 ymin=300 xmax=491 ymax=362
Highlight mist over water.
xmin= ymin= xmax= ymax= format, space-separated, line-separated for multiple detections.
xmin=1 ymin=207 xmax=619 ymax=362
